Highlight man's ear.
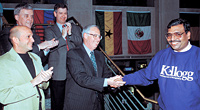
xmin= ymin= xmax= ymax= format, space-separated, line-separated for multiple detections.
xmin=53 ymin=11 xmax=57 ymax=17
xmin=14 ymin=15 xmax=19 ymax=21
xmin=83 ymin=33 xmax=88 ymax=39
xmin=12 ymin=37 xmax=19 ymax=45
xmin=186 ymin=31 xmax=191 ymax=40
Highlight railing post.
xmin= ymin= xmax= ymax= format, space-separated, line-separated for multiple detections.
xmin=0 ymin=3 xmax=3 ymax=31
xmin=146 ymin=103 xmax=152 ymax=110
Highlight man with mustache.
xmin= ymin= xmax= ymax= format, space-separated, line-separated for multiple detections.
xmin=115 ymin=18 xmax=200 ymax=110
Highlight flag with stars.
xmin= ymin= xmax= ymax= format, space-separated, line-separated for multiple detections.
xmin=95 ymin=11 xmax=122 ymax=56
xmin=127 ymin=12 xmax=152 ymax=54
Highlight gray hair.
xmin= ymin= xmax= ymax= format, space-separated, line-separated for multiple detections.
xmin=14 ymin=3 xmax=33 ymax=15
xmin=82 ymin=25 xmax=100 ymax=37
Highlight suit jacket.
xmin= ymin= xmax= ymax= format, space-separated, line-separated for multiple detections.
xmin=63 ymin=45 xmax=112 ymax=110
xmin=0 ymin=48 xmax=48 ymax=110
xmin=44 ymin=23 xmax=82 ymax=80
xmin=0 ymin=26 xmax=47 ymax=65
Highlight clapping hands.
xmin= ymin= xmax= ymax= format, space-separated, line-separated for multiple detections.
xmin=62 ymin=22 xmax=72 ymax=37
xmin=107 ymin=75 xmax=126 ymax=88
xmin=31 ymin=67 xmax=53 ymax=87
xmin=38 ymin=38 xmax=59 ymax=51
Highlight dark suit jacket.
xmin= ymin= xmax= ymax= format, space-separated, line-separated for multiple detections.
xmin=44 ymin=23 xmax=82 ymax=80
xmin=63 ymin=45 xmax=112 ymax=110
xmin=0 ymin=26 xmax=47 ymax=65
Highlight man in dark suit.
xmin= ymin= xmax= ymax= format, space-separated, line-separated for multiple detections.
xmin=0 ymin=3 xmax=58 ymax=65
xmin=63 ymin=25 xmax=125 ymax=110
xmin=44 ymin=3 xmax=82 ymax=110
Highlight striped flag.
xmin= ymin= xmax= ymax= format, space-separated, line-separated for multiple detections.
xmin=34 ymin=10 xmax=54 ymax=40
xmin=180 ymin=14 xmax=200 ymax=47
xmin=95 ymin=11 xmax=122 ymax=56
xmin=127 ymin=12 xmax=152 ymax=54
xmin=190 ymin=27 xmax=200 ymax=46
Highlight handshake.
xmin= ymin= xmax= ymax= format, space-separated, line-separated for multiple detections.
xmin=107 ymin=75 xmax=126 ymax=88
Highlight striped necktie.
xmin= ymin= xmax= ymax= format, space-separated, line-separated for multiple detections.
xmin=90 ymin=51 xmax=97 ymax=75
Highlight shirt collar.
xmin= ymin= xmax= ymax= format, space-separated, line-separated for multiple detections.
xmin=174 ymin=41 xmax=192 ymax=52
xmin=56 ymin=23 xmax=63 ymax=33
xmin=83 ymin=43 xmax=92 ymax=57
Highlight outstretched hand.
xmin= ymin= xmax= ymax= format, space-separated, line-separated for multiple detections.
xmin=38 ymin=38 xmax=59 ymax=51
xmin=107 ymin=75 xmax=126 ymax=88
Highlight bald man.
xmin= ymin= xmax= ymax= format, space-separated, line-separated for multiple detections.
xmin=0 ymin=26 xmax=53 ymax=110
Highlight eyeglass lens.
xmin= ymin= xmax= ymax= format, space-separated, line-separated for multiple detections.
xmin=165 ymin=32 xmax=184 ymax=39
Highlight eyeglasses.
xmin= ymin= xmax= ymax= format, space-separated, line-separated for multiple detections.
xmin=165 ymin=32 xmax=185 ymax=39
xmin=86 ymin=33 xmax=102 ymax=40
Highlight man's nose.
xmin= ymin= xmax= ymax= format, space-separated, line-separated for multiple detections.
xmin=171 ymin=34 xmax=176 ymax=40
xmin=30 ymin=37 xmax=34 ymax=42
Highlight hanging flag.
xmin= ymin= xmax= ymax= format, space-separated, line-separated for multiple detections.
xmin=190 ymin=27 xmax=199 ymax=46
xmin=96 ymin=11 xmax=122 ymax=56
xmin=34 ymin=10 xmax=54 ymax=41
xmin=127 ymin=12 xmax=152 ymax=54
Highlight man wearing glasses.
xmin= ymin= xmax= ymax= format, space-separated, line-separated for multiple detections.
xmin=63 ymin=25 xmax=125 ymax=110
xmin=114 ymin=18 xmax=200 ymax=110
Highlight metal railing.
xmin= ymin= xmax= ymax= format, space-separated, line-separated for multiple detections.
xmin=103 ymin=54 xmax=156 ymax=110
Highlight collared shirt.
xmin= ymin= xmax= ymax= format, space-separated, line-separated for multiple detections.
xmin=83 ymin=43 xmax=92 ymax=57
xmin=56 ymin=23 xmax=66 ymax=40
xmin=174 ymin=41 xmax=192 ymax=52
xmin=83 ymin=43 xmax=108 ymax=87
xmin=57 ymin=22 xmax=63 ymax=33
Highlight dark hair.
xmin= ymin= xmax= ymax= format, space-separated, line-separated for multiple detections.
xmin=54 ymin=3 xmax=68 ymax=13
xmin=14 ymin=3 xmax=33 ymax=15
xmin=167 ymin=18 xmax=190 ymax=33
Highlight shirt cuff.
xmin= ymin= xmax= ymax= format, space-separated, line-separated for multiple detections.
xmin=103 ymin=78 xmax=108 ymax=87
xmin=37 ymin=45 xmax=40 ymax=51
xmin=43 ymin=49 xmax=50 ymax=56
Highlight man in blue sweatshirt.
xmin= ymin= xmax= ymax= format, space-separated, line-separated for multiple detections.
xmin=117 ymin=18 xmax=200 ymax=110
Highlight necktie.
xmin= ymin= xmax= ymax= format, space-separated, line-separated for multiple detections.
xmin=62 ymin=25 xmax=69 ymax=51
xmin=90 ymin=51 xmax=97 ymax=75
xmin=65 ymin=37 xmax=69 ymax=51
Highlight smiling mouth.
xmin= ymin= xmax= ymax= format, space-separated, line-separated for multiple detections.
xmin=171 ymin=42 xmax=179 ymax=45
xmin=169 ymin=40 xmax=181 ymax=44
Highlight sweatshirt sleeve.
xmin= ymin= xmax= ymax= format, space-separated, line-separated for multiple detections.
xmin=123 ymin=53 xmax=161 ymax=86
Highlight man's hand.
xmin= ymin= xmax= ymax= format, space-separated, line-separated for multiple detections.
xmin=38 ymin=38 xmax=59 ymax=51
xmin=31 ymin=67 xmax=53 ymax=87
xmin=107 ymin=75 xmax=126 ymax=88
xmin=62 ymin=22 xmax=72 ymax=37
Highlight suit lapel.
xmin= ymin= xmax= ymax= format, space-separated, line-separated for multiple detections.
xmin=9 ymin=48 xmax=33 ymax=82
xmin=51 ymin=24 xmax=67 ymax=47
xmin=94 ymin=50 xmax=102 ymax=77
xmin=79 ymin=46 xmax=97 ymax=77
xmin=28 ymin=52 xmax=43 ymax=76
xmin=52 ymin=24 xmax=62 ymax=38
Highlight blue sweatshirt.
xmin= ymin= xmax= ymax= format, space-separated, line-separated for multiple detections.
xmin=123 ymin=46 xmax=200 ymax=110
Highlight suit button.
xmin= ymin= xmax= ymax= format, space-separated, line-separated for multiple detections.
xmin=37 ymin=96 xmax=39 ymax=98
